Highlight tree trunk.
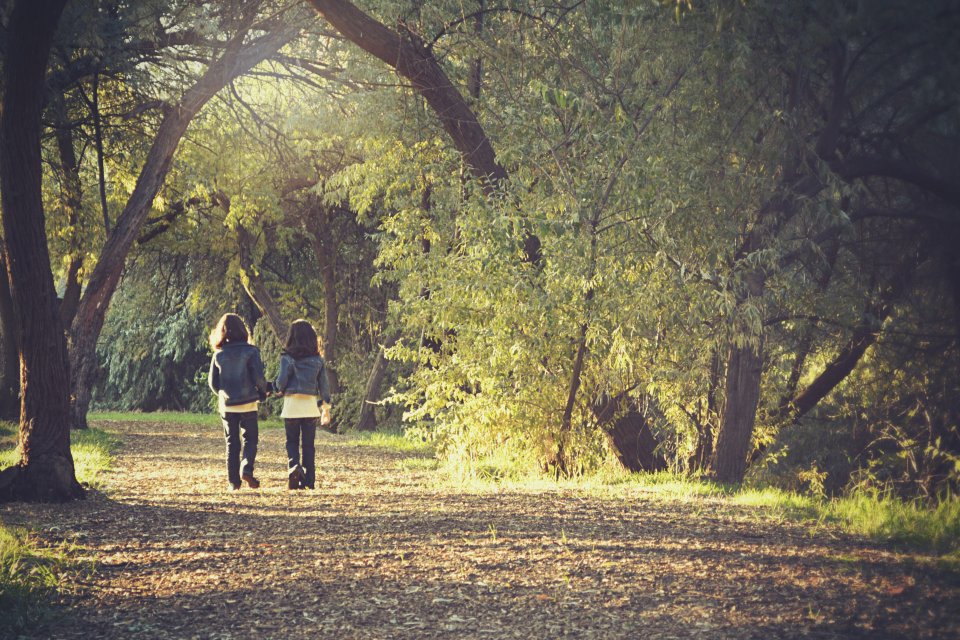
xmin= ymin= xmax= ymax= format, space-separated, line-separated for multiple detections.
xmin=67 ymin=24 xmax=297 ymax=429
xmin=0 ymin=0 xmax=85 ymax=502
xmin=53 ymin=100 xmax=84 ymax=329
xmin=304 ymin=210 xmax=340 ymax=394
xmin=308 ymin=0 xmax=541 ymax=264
xmin=0 ymin=251 xmax=20 ymax=422
xmin=593 ymin=393 xmax=666 ymax=473
xmin=356 ymin=334 xmax=397 ymax=431
xmin=711 ymin=338 xmax=765 ymax=484
xmin=236 ymin=223 xmax=290 ymax=340
xmin=690 ymin=349 xmax=721 ymax=473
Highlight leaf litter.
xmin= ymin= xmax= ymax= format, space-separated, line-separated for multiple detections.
xmin=1 ymin=419 xmax=957 ymax=639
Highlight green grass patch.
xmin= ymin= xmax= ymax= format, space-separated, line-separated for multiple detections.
xmin=89 ymin=411 xmax=284 ymax=429
xmin=0 ymin=422 xmax=103 ymax=636
xmin=0 ymin=526 xmax=91 ymax=637
xmin=0 ymin=421 xmax=117 ymax=489
xmin=435 ymin=454 xmax=959 ymax=558
xmin=336 ymin=428 xmax=433 ymax=455
xmin=822 ymin=491 xmax=960 ymax=558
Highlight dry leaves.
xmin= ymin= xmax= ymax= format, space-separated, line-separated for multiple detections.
xmin=1 ymin=419 xmax=957 ymax=639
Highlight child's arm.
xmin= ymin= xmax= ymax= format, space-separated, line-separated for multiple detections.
xmin=249 ymin=348 xmax=269 ymax=400
xmin=317 ymin=359 xmax=331 ymax=405
xmin=274 ymin=354 xmax=293 ymax=395
xmin=208 ymin=354 xmax=220 ymax=393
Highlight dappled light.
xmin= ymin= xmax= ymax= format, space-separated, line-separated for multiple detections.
xmin=1 ymin=0 xmax=959 ymax=636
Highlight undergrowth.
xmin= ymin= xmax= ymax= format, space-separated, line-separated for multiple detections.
xmin=0 ymin=421 xmax=106 ymax=635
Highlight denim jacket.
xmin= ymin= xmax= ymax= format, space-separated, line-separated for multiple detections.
xmin=208 ymin=342 xmax=269 ymax=406
xmin=274 ymin=353 xmax=331 ymax=404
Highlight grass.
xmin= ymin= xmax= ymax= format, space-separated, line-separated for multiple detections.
xmin=335 ymin=427 xmax=434 ymax=454
xmin=0 ymin=421 xmax=107 ymax=636
xmin=0 ymin=421 xmax=118 ymax=489
xmin=0 ymin=526 xmax=90 ymax=637
xmin=66 ymin=413 xmax=960 ymax=560
xmin=434 ymin=451 xmax=960 ymax=560
xmin=89 ymin=410 xmax=284 ymax=429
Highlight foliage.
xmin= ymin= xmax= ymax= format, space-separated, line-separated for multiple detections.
xmin=0 ymin=526 xmax=90 ymax=637
xmin=92 ymin=256 xmax=212 ymax=413
xmin=10 ymin=0 xmax=956 ymax=505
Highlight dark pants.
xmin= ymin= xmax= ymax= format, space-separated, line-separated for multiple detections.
xmin=285 ymin=417 xmax=317 ymax=488
xmin=221 ymin=411 xmax=258 ymax=486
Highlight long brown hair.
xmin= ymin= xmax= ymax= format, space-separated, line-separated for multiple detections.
xmin=283 ymin=319 xmax=322 ymax=359
xmin=209 ymin=313 xmax=250 ymax=350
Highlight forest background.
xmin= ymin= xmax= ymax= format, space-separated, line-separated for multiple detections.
xmin=1 ymin=0 xmax=958 ymax=508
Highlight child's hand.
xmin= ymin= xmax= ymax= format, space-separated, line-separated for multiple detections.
xmin=320 ymin=403 xmax=332 ymax=426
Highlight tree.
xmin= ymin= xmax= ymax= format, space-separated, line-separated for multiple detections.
xmin=67 ymin=3 xmax=303 ymax=429
xmin=0 ymin=0 xmax=85 ymax=502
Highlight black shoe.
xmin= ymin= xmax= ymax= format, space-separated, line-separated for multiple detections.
xmin=288 ymin=466 xmax=305 ymax=490
xmin=229 ymin=482 xmax=241 ymax=491
xmin=241 ymin=473 xmax=260 ymax=489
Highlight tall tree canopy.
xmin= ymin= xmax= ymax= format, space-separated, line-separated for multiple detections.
xmin=2 ymin=0 xmax=958 ymax=501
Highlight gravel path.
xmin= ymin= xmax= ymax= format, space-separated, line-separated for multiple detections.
xmin=3 ymin=418 xmax=958 ymax=639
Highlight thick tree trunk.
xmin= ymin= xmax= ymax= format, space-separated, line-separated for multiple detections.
xmin=593 ymin=393 xmax=666 ymax=473
xmin=0 ymin=0 xmax=85 ymax=502
xmin=0 ymin=252 xmax=20 ymax=422
xmin=308 ymin=0 xmax=541 ymax=264
xmin=68 ymin=24 xmax=297 ymax=429
xmin=356 ymin=334 xmax=397 ymax=431
xmin=711 ymin=338 xmax=765 ymax=484
xmin=236 ymin=223 xmax=290 ymax=340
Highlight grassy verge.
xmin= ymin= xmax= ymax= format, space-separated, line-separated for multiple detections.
xmin=335 ymin=428 xmax=433 ymax=455
xmin=0 ymin=421 xmax=118 ymax=489
xmin=439 ymin=455 xmax=960 ymax=561
xmin=0 ymin=527 xmax=91 ymax=637
xmin=89 ymin=410 xmax=284 ymax=429
xmin=0 ymin=420 xmax=108 ymax=636
xmin=75 ymin=414 xmax=960 ymax=560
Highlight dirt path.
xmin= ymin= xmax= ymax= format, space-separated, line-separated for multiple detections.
xmin=3 ymin=419 xmax=958 ymax=639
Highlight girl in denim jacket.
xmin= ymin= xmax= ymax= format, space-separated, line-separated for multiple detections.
xmin=208 ymin=313 xmax=269 ymax=490
xmin=274 ymin=319 xmax=331 ymax=489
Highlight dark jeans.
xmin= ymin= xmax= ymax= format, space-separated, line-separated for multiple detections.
xmin=285 ymin=417 xmax=317 ymax=488
xmin=221 ymin=411 xmax=258 ymax=486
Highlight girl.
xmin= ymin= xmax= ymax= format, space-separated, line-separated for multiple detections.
xmin=208 ymin=313 xmax=269 ymax=490
xmin=274 ymin=319 xmax=331 ymax=490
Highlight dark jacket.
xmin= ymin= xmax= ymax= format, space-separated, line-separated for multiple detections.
xmin=274 ymin=353 xmax=331 ymax=404
xmin=208 ymin=342 xmax=269 ymax=406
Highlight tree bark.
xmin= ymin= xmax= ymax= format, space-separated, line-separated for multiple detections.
xmin=593 ymin=392 xmax=666 ymax=473
xmin=356 ymin=334 xmax=397 ymax=431
xmin=304 ymin=209 xmax=341 ymax=394
xmin=236 ymin=223 xmax=290 ymax=341
xmin=711 ymin=262 xmax=766 ymax=484
xmin=53 ymin=99 xmax=84 ymax=329
xmin=0 ymin=0 xmax=85 ymax=502
xmin=711 ymin=337 xmax=765 ymax=485
xmin=308 ymin=0 xmax=541 ymax=264
xmin=68 ymin=23 xmax=298 ymax=430
xmin=0 ymin=251 xmax=20 ymax=422
xmin=309 ymin=0 xmax=505 ymax=183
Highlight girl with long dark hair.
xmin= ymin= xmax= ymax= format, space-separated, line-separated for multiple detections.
xmin=274 ymin=319 xmax=332 ymax=489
